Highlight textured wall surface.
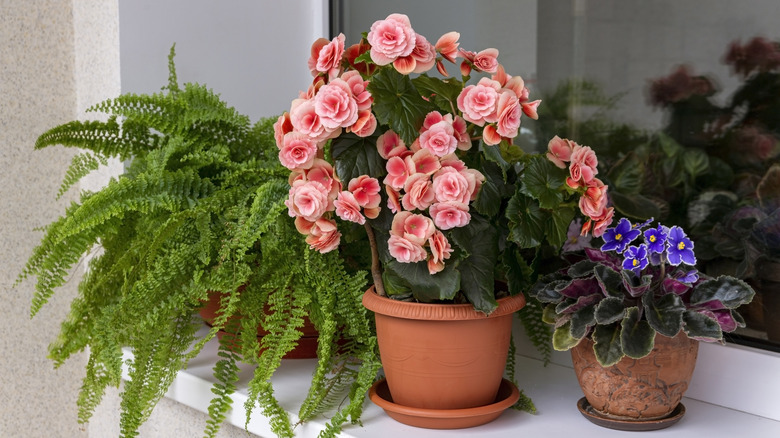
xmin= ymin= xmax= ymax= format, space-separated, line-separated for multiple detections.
xmin=0 ymin=1 xmax=86 ymax=437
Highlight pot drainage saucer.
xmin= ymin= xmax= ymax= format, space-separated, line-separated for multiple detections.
xmin=368 ymin=378 xmax=520 ymax=429
xmin=577 ymin=397 xmax=686 ymax=431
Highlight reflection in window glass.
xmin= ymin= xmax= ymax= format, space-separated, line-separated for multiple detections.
xmin=336 ymin=0 xmax=780 ymax=350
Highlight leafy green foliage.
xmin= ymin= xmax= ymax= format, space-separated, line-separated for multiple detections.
xmin=16 ymin=48 xmax=378 ymax=438
xmin=367 ymin=68 xmax=434 ymax=144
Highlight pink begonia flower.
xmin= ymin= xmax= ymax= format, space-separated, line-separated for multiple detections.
xmin=279 ymin=132 xmax=319 ymax=170
xmin=406 ymin=148 xmax=441 ymax=175
xmin=592 ymin=207 xmax=614 ymax=238
xmin=419 ymin=120 xmax=458 ymax=157
xmin=309 ymin=34 xmax=345 ymax=79
xmin=386 ymin=186 xmax=402 ymax=214
xmin=314 ymin=79 xmax=358 ymax=130
xmin=473 ymin=48 xmax=499 ymax=73
xmin=439 ymin=155 xmax=467 ymax=172
xmin=299 ymin=76 xmax=325 ymax=100
xmin=427 ymin=230 xmax=453 ymax=274
xmin=391 ymin=211 xmax=435 ymax=245
xmin=569 ymin=144 xmax=599 ymax=184
xmin=350 ymin=110 xmax=377 ymax=137
xmin=388 ymin=234 xmax=427 ymax=263
xmin=342 ymin=70 xmax=373 ymax=111
xmin=384 ymin=156 xmax=411 ymax=190
xmin=306 ymin=159 xmax=341 ymax=200
xmin=435 ymin=31 xmax=460 ymax=63
xmin=482 ymin=125 xmax=502 ymax=146
xmin=290 ymin=98 xmax=332 ymax=141
xmin=521 ymin=99 xmax=541 ymax=120
xmin=367 ymin=13 xmax=416 ymax=66
xmin=452 ymin=115 xmax=472 ymax=150
xmin=273 ymin=112 xmax=293 ymax=148
xmin=495 ymin=91 xmax=521 ymax=138
xmin=294 ymin=216 xmax=314 ymax=235
xmin=546 ymin=135 xmax=574 ymax=169
xmin=506 ymin=77 xmax=527 ymax=101
xmin=436 ymin=59 xmax=450 ymax=77
xmin=429 ymin=201 xmax=471 ymax=230
xmin=460 ymin=60 xmax=472 ymax=77
xmin=393 ymin=55 xmax=417 ymax=75
xmin=457 ymin=78 xmax=501 ymax=126
xmin=579 ymin=184 xmax=608 ymax=220
xmin=422 ymin=111 xmax=445 ymax=130
xmin=402 ymin=173 xmax=435 ymax=211
xmin=411 ymin=33 xmax=437 ymax=74
xmin=345 ymin=41 xmax=376 ymax=76
xmin=305 ymin=218 xmax=341 ymax=253
xmin=460 ymin=168 xmax=485 ymax=201
xmin=376 ymin=130 xmax=408 ymax=159
xmin=288 ymin=169 xmax=305 ymax=185
xmin=432 ymin=167 xmax=471 ymax=204
xmin=286 ymin=180 xmax=330 ymax=222
xmin=348 ymin=175 xmax=381 ymax=208
xmin=334 ymin=191 xmax=366 ymax=225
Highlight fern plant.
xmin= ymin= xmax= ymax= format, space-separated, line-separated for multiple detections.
xmin=16 ymin=47 xmax=379 ymax=438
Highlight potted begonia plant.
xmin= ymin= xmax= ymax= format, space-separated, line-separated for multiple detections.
xmin=275 ymin=13 xmax=614 ymax=428
xmin=530 ymin=217 xmax=754 ymax=430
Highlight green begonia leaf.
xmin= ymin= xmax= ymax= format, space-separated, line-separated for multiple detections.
xmin=385 ymin=259 xmax=461 ymax=302
xmin=610 ymin=190 xmax=661 ymax=221
xmin=450 ymin=214 xmax=499 ymax=314
xmin=412 ymin=75 xmax=462 ymax=113
xmin=547 ymin=207 xmax=576 ymax=248
xmin=483 ymin=143 xmax=511 ymax=175
xmin=682 ymin=310 xmax=722 ymax=341
xmin=620 ymin=306 xmax=655 ymax=359
xmin=368 ymin=68 xmax=434 ymax=145
xmin=592 ymin=323 xmax=624 ymax=367
xmin=690 ymin=276 xmax=755 ymax=309
xmin=472 ymin=159 xmax=505 ymax=217
xmin=553 ymin=321 xmax=581 ymax=351
xmin=607 ymin=153 xmax=644 ymax=195
xmin=519 ymin=156 xmax=566 ymax=209
xmin=642 ymin=291 xmax=685 ymax=337
xmin=331 ymin=132 xmax=385 ymax=183
xmin=506 ymin=192 xmax=546 ymax=249
xmin=594 ymin=296 xmax=626 ymax=324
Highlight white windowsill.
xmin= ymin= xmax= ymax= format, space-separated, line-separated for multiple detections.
xmin=122 ymin=325 xmax=780 ymax=438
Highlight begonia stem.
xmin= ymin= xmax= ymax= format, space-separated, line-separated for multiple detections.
xmin=364 ymin=223 xmax=386 ymax=296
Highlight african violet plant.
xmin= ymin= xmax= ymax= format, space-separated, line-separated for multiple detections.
xmin=530 ymin=217 xmax=755 ymax=366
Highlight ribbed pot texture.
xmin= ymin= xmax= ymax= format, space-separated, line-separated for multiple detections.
xmin=571 ymin=332 xmax=699 ymax=420
xmin=362 ymin=288 xmax=526 ymax=410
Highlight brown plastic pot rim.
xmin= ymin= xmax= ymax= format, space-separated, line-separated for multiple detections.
xmin=362 ymin=286 xmax=526 ymax=321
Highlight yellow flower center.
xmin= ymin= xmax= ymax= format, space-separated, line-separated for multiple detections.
xmin=632 ymin=259 xmax=639 ymax=267
xmin=678 ymin=241 xmax=685 ymax=250
xmin=649 ymin=235 xmax=656 ymax=243
xmin=615 ymin=233 xmax=622 ymax=241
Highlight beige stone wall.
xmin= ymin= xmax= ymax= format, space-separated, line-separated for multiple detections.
xmin=1 ymin=1 xmax=86 ymax=437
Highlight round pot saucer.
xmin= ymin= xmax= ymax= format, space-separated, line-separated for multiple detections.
xmin=576 ymin=397 xmax=686 ymax=431
xmin=368 ymin=378 xmax=520 ymax=429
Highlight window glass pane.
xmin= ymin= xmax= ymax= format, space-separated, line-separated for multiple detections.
xmin=337 ymin=0 xmax=780 ymax=351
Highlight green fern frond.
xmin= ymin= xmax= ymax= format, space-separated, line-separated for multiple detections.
xmin=517 ymin=299 xmax=552 ymax=365
xmin=204 ymin=325 xmax=241 ymax=438
xmin=57 ymin=152 xmax=109 ymax=199
xmin=35 ymin=117 xmax=159 ymax=160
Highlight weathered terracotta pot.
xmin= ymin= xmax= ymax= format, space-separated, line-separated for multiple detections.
xmin=571 ymin=332 xmax=699 ymax=420
xmin=199 ymin=290 xmax=319 ymax=359
xmin=362 ymin=287 xmax=526 ymax=411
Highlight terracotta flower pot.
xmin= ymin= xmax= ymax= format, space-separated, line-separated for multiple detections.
xmin=571 ymin=332 xmax=699 ymax=421
xmin=362 ymin=287 xmax=526 ymax=411
xmin=199 ymin=290 xmax=319 ymax=359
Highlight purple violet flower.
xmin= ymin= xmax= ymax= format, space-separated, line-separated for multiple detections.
xmin=563 ymin=219 xmax=592 ymax=252
xmin=666 ymin=226 xmax=696 ymax=266
xmin=601 ymin=217 xmax=641 ymax=253
xmin=644 ymin=225 xmax=668 ymax=254
xmin=622 ymin=244 xmax=649 ymax=276
xmin=675 ymin=269 xmax=700 ymax=284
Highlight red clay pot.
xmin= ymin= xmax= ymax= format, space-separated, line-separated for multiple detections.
xmin=199 ymin=290 xmax=319 ymax=359
xmin=571 ymin=332 xmax=699 ymax=420
xmin=362 ymin=287 xmax=526 ymax=411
